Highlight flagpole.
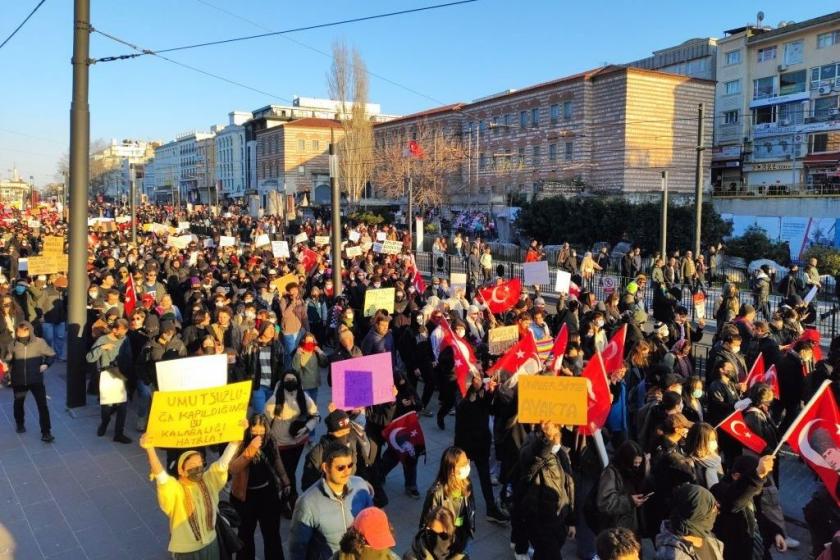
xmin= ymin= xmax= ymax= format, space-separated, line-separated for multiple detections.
xmin=771 ymin=379 xmax=832 ymax=456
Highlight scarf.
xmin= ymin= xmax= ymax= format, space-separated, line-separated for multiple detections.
xmin=670 ymin=484 xmax=717 ymax=538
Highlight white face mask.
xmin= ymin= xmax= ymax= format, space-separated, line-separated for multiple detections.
xmin=551 ymin=443 xmax=562 ymax=454
xmin=456 ymin=465 xmax=471 ymax=481
xmin=708 ymin=440 xmax=719 ymax=454
xmin=730 ymin=344 xmax=741 ymax=354
xmin=455 ymin=329 xmax=466 ymax=338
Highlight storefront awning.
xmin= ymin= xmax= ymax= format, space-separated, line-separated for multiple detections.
xmin=804 ymin=152 xmax=840 ymax=165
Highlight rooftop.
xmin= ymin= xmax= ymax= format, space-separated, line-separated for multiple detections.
xmin=748 ymin=11 xmax=840 ymax=44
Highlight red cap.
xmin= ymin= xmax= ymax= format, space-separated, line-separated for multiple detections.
xmin=352 ymin=507 xmax=395 ymax=550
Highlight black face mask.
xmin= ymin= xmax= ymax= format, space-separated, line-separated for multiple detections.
xmin=422 ymin=529 xmax=451 ymax=557
xmin=333 ymin=434 xmax=350 ymax=446
xmin=283 ymin=380 xmax=298 ymax=392
xmin=17 ymin=335 xmax=30 ymax=344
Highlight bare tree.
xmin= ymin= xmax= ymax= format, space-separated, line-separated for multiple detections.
xmin=327 ymin=41 xmax=374 ymax=204
xmin=373 ymin=119 xmax=466 ymax=207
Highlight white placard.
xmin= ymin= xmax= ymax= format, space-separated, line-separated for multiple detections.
xmin=188 ymin=251 xmax=199 ymax=267
xmin=219 ymin=235 xmax=236 ymax=248
xmin=294 ymin=232 xmax=308 ymax=245
xmin=415 ymin=218 xmax=424 ymax=252
xmin=177 ymin=222 xmax=190 ymax=232
xmin=803 ymin=285 xmax=818 ymax=305
xmin=156 ymin=354 xmax=228 ymax=391
xmin=18 ymin=258 xmax=28 ymax=272
xmin=314 ymin=235 xmax=330 ymax=246
xmin=524 ymin=261 xmax=550 ymax=286
xmin=450 ymin=272 xmax=467 ymax=290
xmin=115 ymin=216 xmax=131 ymax=224
xmin=99 ymin=369 xmax=127 ymax=405
xmin=372 ymin=242 xmax=383 ymax=253
xmin=203 ymin=238 xmax=215 ymax=248
xmin=346 ymin=246 xmax=362 ymax=258
xmin=255 ymin=234 xmax=271 ymax=247
xmin=376 ymin=232 xmax=387 ymax=242
xmin=555 ymin=270 xmax=572 ymax=294
xmin=349 ymin=230 xmax=361 ymax=242
xmin=381 ymin=240 xmax=402 ymax=255
xmin=272 ymin=240 xmax=290 ymax=259
xmin=167 ymin=235 xmax=192 ymax=249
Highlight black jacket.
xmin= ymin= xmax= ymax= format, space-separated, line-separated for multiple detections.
xmin=711 ymin=470 xmax=767 ymax=560
xmin=243 ymin=339 xmax=284 ymax=391
xmin=7 ymin=336 xmax=55 ymax=386
xmin=778 ymin=350 xmax=807 ymax=407
xmin=515 ymin=435 xmax=575 ymax=528
xmin=300 ymin=429 xmax=373 ymax=492
xmin=140 ymin=335 xmax=187 ymax=385
xmin=454 ymin=386 xmax=492 ymax=457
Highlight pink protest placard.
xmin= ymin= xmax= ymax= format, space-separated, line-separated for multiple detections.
xmin=331 ymin=352 xmax=395 ymax=410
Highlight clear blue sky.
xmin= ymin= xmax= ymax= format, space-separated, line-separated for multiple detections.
xmin=1 ymin=0 xmax=837 ymax=186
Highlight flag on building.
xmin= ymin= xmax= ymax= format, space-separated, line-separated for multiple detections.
xmin=407 ymin=140 xmax=425 ymax=158
xmin=382 ymin=411 xmax=426 ymax=463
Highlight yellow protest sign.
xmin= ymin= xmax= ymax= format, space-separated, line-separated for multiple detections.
xmin=145 ymin=381 xmax=251 ymax=448
xmin=488 ymin=325 xmax=520 ymax=355
xmin=517 ymin=375 xmax=588 ymax=425
xmin=271 ymin=273 xmax=298 ymax=295
xmin=27 ymin=255 xmax=69 ymax=275
xmin=42 ymin=236 xmax=64 ymax=257
xmin=363 ymin=287 xmax=395 ymax=316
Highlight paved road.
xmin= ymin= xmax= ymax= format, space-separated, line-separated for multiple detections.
xmin=0 ymin=362 xmax=816 ymax=559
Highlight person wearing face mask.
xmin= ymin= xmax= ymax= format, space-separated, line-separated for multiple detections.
xmin=404 ymin=506 xmax=463 ymax=560
xmin=37 ymin=275 xmax=67 ymax=361
xmin=777 ymin=339 xmax=815 ymax=434
xmin=434 ymin=320 xmax=471 ymax=430
xmin=139 ymin=427 xmax=244 ymax=559
xmin=645 ymin=414 xmax=696 ymax=541
xmin=243 ymin=323 xmax=284 ymax=415
xmin=679 ymin=376 xmax=705 ymax=424
xmin=87 ymin=318 xmax=134 ymax=443
xmin=684 ymin=423 xmax=723 ymax=489
xmin=419 ymin=447 xmax=476 ymax=557
xmin=708 ymin=327 xmax=747 ymax=385
xmin=301 ymin=409 xmax=372 ymax=492
xmin=229 ymin=414 xmax=291 ymax=560
xmin=595 ymin=440 xmax=648 ymax=535
xmin=7 ymin=321 xmax=56 ymax=442
xmin=654 ymin=483 xmax=724 ymax=560
xmin=11 ymin=279 xmax=39 ymax=329
xmin=305 ymin=287 xmax=328 ymax=344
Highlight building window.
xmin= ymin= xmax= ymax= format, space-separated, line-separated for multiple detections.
xmin=784 ymin=40 xmax=804 ymax=65
xmin=753 ymin=76 xmax=774 ymax=98
xmin=504 ymin=113 xmax=512 ymax=128
xmin=810 ymin=63 xmax=840 ymax=89
xmin=563 ymin=101 xmax=572 ymax=120
xmin=298 ymin=165 xmax=305 ymax=175
xmin=778 ymin=102 xmax=804 ymax=125
xmin=492 ymin=116 xmax=500 ymax=134
xmin=479 ymin=120 xmax=486 ymax=136
xmin=753 ymin=105 xmax=776 ymax=125
xmin=550 ymin=104 xmax=560 ymax=124
xmin=814 ymin=96 xmax=839 ymax=120
xmin=564 ymin=141 xmax=573 ymax=161
xmin=531 ymin=108 xmax=539 ymax=127
xmin=479 ymin=153 xmax=487 ymax=170
xmin=780 ymin=70 xmax=807 ymax=95
xmin=312 ymin=140 xmax=319 ymax=150
xmin=724 ymin=50 xmax=741 ymax=65
xmin=756 ymin=46 xmax=777 ymax=62
xmin=298 ymin=139 xmax=306 ymax=151
xmin=519 ymin=111 xmax=528 ymax=128
xmin=532 ymin=145 xmax=541 ymax=165
xmin=724 ymin=80 xmax=741 ymax=95
xmin=817 ymin=31 xmax=840 ymax=49
xmin=517 ymin=147 xmax=525 ymax=165
xmin=723 ymin=110 xmax=739 ymax=125
xmin=549 ymin=143 xmax=557 ymax=161
xmin=811 ymin=132 xmax=840 ymax=153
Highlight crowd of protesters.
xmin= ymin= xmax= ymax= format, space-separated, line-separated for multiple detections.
xmin=3 ymin=199 xmax=840 ymax=560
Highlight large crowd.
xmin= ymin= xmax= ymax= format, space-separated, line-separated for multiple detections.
xmin=2 ymin=200 xmax=840 ymax=560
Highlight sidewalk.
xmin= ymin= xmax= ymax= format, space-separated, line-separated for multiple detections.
xmin=0 ymin=361 xmax=816 ymax=559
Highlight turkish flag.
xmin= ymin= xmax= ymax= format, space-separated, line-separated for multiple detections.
xmin=548 ymin=323 xmax=569 ymax=373
xmin=601 ymin=324 xmax=627 ymax=374
xmin=478 ymin=278 xmax=521 ymax=314
xmin=718 ymin=408 xmax=767 ymax=454
xmin=784 ymin=381 xmax=840 ymax=505
xmin=579 ymin=353 xmax=611 ymax=436
xmin=745 ymin=353 xmax=780 ymax=399
xmin=569 ymin=281 xmax=581 ymax=301
xmin=299 ymin=247 xmax=319 ymax=274
xmin=440 ymin=318 xmax=478 ymax=397
xmin=407 ymin=140 xmax=425 ymax=158
xmin=382 ymin=411 xmax=426 ymax=463
xmin=487 ymin=332 xmax=542 ymax=382
xmin=123 ymin=275 xmax=137 ymax=318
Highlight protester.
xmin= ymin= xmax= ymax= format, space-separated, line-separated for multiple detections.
xmin=7 ymin=321 xmax=55 ymax=441
xmin=419 ymin=447 xmax=476 ymax=557
xmin=334 ymin=507 xmax=399 ymax=560
xmin=654 ymin=483 xmax=724 ymax=559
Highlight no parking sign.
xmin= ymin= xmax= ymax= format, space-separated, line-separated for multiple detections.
xmin=600 ymin=275 xmax=618 ymax=295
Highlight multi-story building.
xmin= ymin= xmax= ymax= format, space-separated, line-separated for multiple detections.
xmin=175 ymin=130 xmax=216 ymax=204
xmin=90 ymin=139 xmax=157 ymax=200
xmin=146 ymin=141 xmax=179 ymax=203
xmin=373 ymin=65 xmax=715 ymax=207
xmin=215 ymin=111 xmax=251 ymax=199
xmin=627 ymin=37 xmax=718 ymax=80
xmin=0 ymin=169 xmax=31 ymax=208
xmin=255 ymin=118 xmax=345 ymax=207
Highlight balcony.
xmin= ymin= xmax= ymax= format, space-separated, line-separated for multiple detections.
xmin=713 ymin=183 xmax=840 ymax=197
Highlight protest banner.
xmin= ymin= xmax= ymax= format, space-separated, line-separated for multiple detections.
xmin=167 ymin=235 xmax=192 ymax=250
xmin=314 ymin=235 xmax=330 ymax=246
xmin=346 ymin=246 xmax=363 ymax=258
xmin=42 ymin=236 xmax=64 ymax=257
xmin=381 ymin=240 xmax=403 ymax=255
xmin=150 ymin=223 xmax=169 ymax=236
xmin=372 ymin=242 xmax=384 ymax=254
xmin=517 ymin=375 xmax=588 ymax=425
xmin=376 ymin=231 xmax=387 ymax=241
xmin=271 ymin=240 xmax=290 ymax=259
xmin=219 ymin=235 xmax=236 ymax=248
xmin=254 ymin=234 xmax=271 ymax=247
xmin=156 ymin=354 xmax=228 ymax=391
xmin=361 ymin=241 xmax=373 ymax=252
xmin=27 ymin=255 xmax=69 ymax=275
xmin=98 ymin=369 xmax=127 ymax=406
xmin=203 ymin=238 xmax=215 ymax=248
xmin=145 ymin=381 xmax=251 ymax=448
xmin=363 ymin=287 xmax=395 ymax=316
xmin=331 ymin=353 xmax=396 ymax=410
xmin=524 ymin=261 xmax=550 ymax=286
xmin=272 ymin=273 xmax=298 ymax=295
xmin=17 ymin=258 xmax=27 ymax=272
xmin=488 ymin=325 xmax=520 ymax=355
xmin=555 ymin=270 xmax=571 ymax=294
xmin=177 ymin=221 xmax=191 ymax=232
xmin=115 ymin=216 xmax=131 ymax=224
xmin=450 ymin=272 xmax=468 ymax=291
xmin=294 ymin=232 xmax=308 ymax=245
xmin=349 ymin=230 xmax=361 ymax=242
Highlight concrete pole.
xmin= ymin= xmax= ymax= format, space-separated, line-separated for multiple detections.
xmin=660 ymin=170 xmax=668 ymax=259
xmin=130 ymin=163 xmax=137 ymax=245
xmin=407 ymin=172 xmax=413 ymax=249
xmin=693 ymin=103 xmax=705 ymax=257
xmin=66 ymin=0 xmax=90 ymax=409
xmin=329 ymin=134 xmax=342 ymax=296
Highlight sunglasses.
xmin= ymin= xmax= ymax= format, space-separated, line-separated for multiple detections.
xmin=333 ymin=461 xmax=355 ymax=472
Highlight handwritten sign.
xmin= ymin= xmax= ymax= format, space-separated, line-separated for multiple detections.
xmin=294 ymin=232 xmax=308 ymax=245
xmin=177 ymin=222 xmax=191 ymax=232
xmin=27 ymin=255 xmax=69 ymax=275
xmin=363 ymin=287 xmax=395 ymax=316
xmin=314 ymin=235 xmax=330 ymax=246
xmin=380 ymin=240 xmax=402 ymax=255
xmin=219 ymin=235 xmax=236 ymax=248
xmin=272 ymin=273 xmax=297 ymax=295
xmin=255 ymin=234 xmax=271 ymax=247
xmin=145 ymin=381 xmax=251 ymax=448
xmin=349 ymin=230 xmax=361 ymax=242
xmin=524 ymin=261 xmax=550 ymax=286
xmin=331 ymin=353 xmax=395 ymax=410
xmin=372 ymin=242 xmax=383 ymax=254
xmin=156 ymin=354 xmax=228 ymax=391
xmin=517 ymin=375 xmax=587 ymax=425
xmin=203 ymin=238 xmax=215 ymax=248
xmin=271 ymin=240 xmax=290 ymax=259
xmin=346 ymin=246 xmax=362 ymax=258
xmin=488 ymin=325 xmax=520 ymax=355
xmin=42 ymin=236 xmax=64 ymax=257
xmin=376 ymin=232 xmax=387 ymax=242
xmin=555 ymin=270 xmax=571 ymax=294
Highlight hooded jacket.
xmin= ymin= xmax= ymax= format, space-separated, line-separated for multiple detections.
xmin=7 ymin=333 xmax=55 ymax=386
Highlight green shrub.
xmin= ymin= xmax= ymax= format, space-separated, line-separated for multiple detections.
xmin=803 ymin=244 xmax=840 ymax=277
xmin=348 ymin=210 xmax=389 ymax=226
xmin=725 ymin=225 xmax=791 ymax=266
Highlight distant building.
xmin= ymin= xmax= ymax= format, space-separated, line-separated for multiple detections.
xmin=627 ymin=38 xmax=718 ymax=80
xmin=215 ymin=111 xmax=251 ymax=199
xmin=0 ymin=169 xmax=31 ymax=209
xmin=91 ymin=139 xmax=157 ymax=200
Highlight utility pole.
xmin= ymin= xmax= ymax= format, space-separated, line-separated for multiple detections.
xmin=659 ymin=170 xmax=668 ymax=259
xmin=329 ymin=131 xmax=342 ymax=296
xmin=129 ymin=163 xmax=137 ymax=244
xmin=693 ymin=103 xmax=705 ymax=257
xmin=67 ymin=0 xmax=90 ymax=409
xmin=407 ymin=171 xmax=413 ymax=250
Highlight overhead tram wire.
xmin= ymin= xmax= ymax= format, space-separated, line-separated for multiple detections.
xmin=92 ymin=0 xmax=479 ymax=64
xmin=0 ymin=0 xmax=47 ymax=51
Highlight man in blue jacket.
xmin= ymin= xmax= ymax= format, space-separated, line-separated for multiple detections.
xmin=289 ymin=441 xmax=374 ymax=559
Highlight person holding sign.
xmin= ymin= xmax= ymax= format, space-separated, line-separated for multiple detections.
xmin=86 ymin=318 xmax=133 ymax=444
xmin=140 ymin=424 xmax=245 ymax=559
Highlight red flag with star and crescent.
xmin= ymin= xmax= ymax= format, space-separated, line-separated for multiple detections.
xmin=439 ymin=318 xmax=479 ymax=397
xmin=123 ymin=275 xmax=137 ymax=318
xmin=299 ymin=246 xmax=319 ymax=274
xmin=745 ymin=353 xmax=780 ymax=399
xmin=407 ymin=140 xmax=425 ymax=158
xmin=548 ymin=323 xmax=569 ymax=373
xmin=478 ymin=278 xmax=521 ymax=314
xmin=487 ymin=333 xmax=542 ymax=383
xmin=718 ymin=407 xmax=767 ymax=454
xmin=784 ymin=380 xmax=840 ymax=505
xmin=382 ymin=411 xmax=426 ymax=463
xmin=579 ymin=352 xmax=612 ymax=436
xmin=601 ymin=323 xmax=627 ymax=374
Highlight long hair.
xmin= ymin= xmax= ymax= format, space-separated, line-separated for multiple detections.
xmin=684 ymin=422 xmax=717 ymax=459
xmin=273 ymin=369 xmax=308 ymax=417
xmin=422 ymin=505 xmax=456 ymax=534
xmin=434 ymin=446 xmax=471 ymax=498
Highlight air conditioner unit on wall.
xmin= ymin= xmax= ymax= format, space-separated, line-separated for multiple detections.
xmin=819 ymin=85 xmax=833 ymax=95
